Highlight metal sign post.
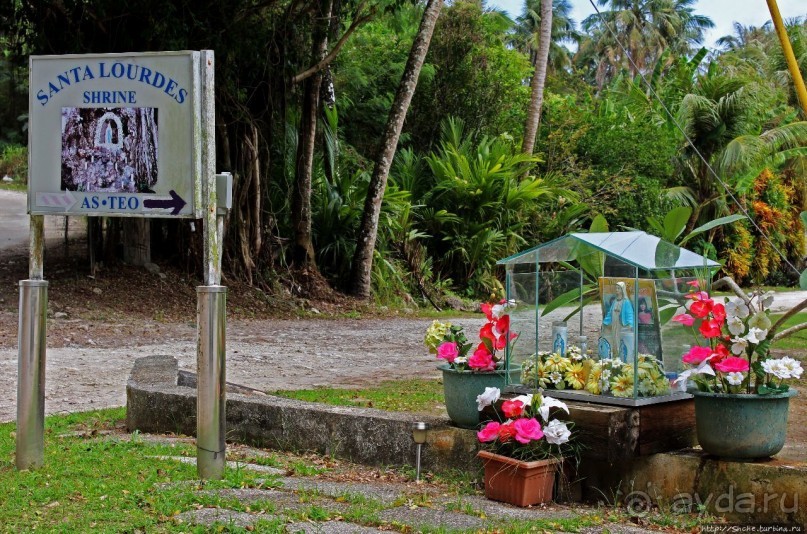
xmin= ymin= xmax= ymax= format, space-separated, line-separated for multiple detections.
xmin=16 ymin=216 xmax=47 ymax=470
xmin=196 ymin=50 xmax=227 ymax=480
xmin=19 ymin=50 xmax=229 ymax=478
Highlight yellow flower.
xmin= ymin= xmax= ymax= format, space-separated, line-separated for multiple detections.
xmin=611 ymin=373 xmax=635 ymax=398
xmin=585 ymin=365 xmax=602 ymax=394
xmin=565 ymin=363 xmax=587 ymax=390
xmin=545 ymin=353 xmax=570 ymax=373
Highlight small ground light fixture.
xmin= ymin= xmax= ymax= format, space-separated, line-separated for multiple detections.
xmin=412 ymin=422 xmax=429 ymax=482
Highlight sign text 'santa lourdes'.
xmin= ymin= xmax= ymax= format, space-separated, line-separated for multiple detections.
xmin=36 ymin=61 xmax=189 ymax=106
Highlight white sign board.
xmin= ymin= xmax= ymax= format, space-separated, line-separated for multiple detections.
xmin=28 ymin=51 xmax=203 ymax=218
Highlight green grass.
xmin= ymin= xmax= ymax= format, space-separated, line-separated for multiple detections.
xmin=770 ymin=312 xmax=807 ymax=354
xmin=0 ymin=181 xmax=26 ymax=192
xmin=271 ymin=378 xmax=445 ymax=414
xmin=0 ymin=408 xmax=276 ymax=533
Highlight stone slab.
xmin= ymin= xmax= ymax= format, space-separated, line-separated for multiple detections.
xmin=177 ymin=508 xmax=263 ymax=528
xmin=276 ymin=477 xmax=416 ymax=504
xmin=377 ymin=506 xmax=487 ymax=530
xmin=285 ymin=521 xmax=382 ymax=533
xmin=441 ymin=494 xmax=579 ymax=521
xmin=198 ymin=488 xmax=348 ymax=513
xmin=149 ymin=455 xmax=286 ymax=475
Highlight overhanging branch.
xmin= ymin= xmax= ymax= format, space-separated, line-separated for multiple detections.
xmin=292 ymin=4 xmax=374 ymax=85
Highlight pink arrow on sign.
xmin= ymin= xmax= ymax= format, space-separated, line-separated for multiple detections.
xmin=35 ymin=192 xmax=77 ymax=211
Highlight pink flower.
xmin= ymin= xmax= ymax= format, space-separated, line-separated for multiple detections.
xmin=477 ymin=421 xmax=500 ymax=442
xmin=501 ymin=399 xmax=524 ymax=419
xmin=714 ymin=356 xmax=750 ymax=373
xmin=513 ymin=418 xmax=544 ymax=444
xmin=687 ymin=280 xmax=700 ymax=288
xmin=673 ymin=314 xmax=695 ymax=326
xmin=436 ymin=342 xmax=458 ymax=363
xmin=468 ymin=347 xmax=495 ymax=371
xmin=699 ymin=319 xmax=722 ymax=339
xmin=682 ymin=345 xmax=713 ymax=365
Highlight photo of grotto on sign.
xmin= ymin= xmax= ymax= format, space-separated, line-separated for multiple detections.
xmin=28 ymin=51 xmax=204 ymax=218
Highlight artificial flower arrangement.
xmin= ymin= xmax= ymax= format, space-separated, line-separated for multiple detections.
xmin=584 ymin=355 xmax=670 ymax=397
xmin=475 ymin=387 xmax=575 ymax=461
xmin=673 ymin=283 xmax=803 ymax=394
xmin=521 ymin=346 xmax=591 ymax=390
xmin=424 ymin=300 xmax=518 ymax=372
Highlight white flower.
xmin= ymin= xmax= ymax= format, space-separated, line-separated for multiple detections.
xmin=762 ymin=359 xmax=789 ymax=380
xmin=476 ymin=387 xmax=500 ymax=411
xmin=727 ymin=316 xmax=746 ymax=336
xmin=550 ymin=372 xmax=563 ymax=384
xmin=674 ymin=360 xmax=717 ymax=392
xmin=726 ymin=372 xmax=744 ymax=386
xmin=730 ymin=336 xmax=748 ymax=355
xmin=454 ymin=356 xmax=467 ymax=365
xmin=538 ymin=396 xmax=569 ymax=422
xmin=512 ymin=394 xmax=534 ymax=407
xmin=760 ymin=291 xmax=775 ymax=309
xmin=725 ymin=300 xmax=750 ymax=319
xmin=491 ymin=304 xmax=506 ymax=319
xmin=601 ymin=369 xmax=612 ymax=381
xmin=748 ymin=312 xmax=772 ymax=331
xmin=745 ymin=327 xmax=768 ymax=345
xmin=543 ymin=419 xmax=571 ymax=445
xmin=780 ymin=357 xmax=803 ymax=379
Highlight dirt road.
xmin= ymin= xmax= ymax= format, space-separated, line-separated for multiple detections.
xmin=0 ymin=316 xmax=478 ymax=423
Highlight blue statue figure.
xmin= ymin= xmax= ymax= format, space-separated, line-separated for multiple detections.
xmin=598 ymin=281 xmax=635 ymax=359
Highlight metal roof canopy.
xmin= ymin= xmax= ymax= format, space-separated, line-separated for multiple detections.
xmin=497 ymin=231 xmax=720 ymax=272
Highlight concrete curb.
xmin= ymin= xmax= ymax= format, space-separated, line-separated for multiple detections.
xmin=126 ymin=355 xmax=481 ymax=473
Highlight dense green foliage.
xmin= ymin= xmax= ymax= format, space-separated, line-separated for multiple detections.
xmin=1 ymin=0 xmax=805 ymax=301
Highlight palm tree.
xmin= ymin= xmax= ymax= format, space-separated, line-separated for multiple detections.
xmin=716 ymin=21 xmax=772 ymax=51
xmin=580 ymin=0 xmax=713 ymax=84
xmin=678 ymin=67 xmax=807 ymax=231
xmin=350 ymin=0 xmax=444 ymax=299
xmin=522 ymin=0 xmax=553 ymax=155
xmin=513 ymin=0 xmax=580 ymax=73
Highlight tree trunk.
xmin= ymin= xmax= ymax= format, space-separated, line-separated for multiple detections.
xmin=122 ymin=218 xmax=151 ymax=266
xmin=522 ymin=0 xmax=553 ymax=155
xmin=348 ymin=0 xmax=444 ymax=299
xmin=291 ymin=0 xmax=332 ymax=268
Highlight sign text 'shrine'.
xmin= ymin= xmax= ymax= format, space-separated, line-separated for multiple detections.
xmin=35 ymin=61 xmax=189 ymax=107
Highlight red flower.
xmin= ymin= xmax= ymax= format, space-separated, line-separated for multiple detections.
xmin=687 ymin=280 xmax=700 ymax=288
xmin=501 ymin=399 xmax=524 ymax=419
xmin=699 ymin=319 xmax=722 ymax=338
xmin=481 ymin=303 xmax=494 ymax=321
xmin=498 ymin=423 xmax=517 ymax=443
xmin=690 ymin=299 xmax=713 ymax=319
xmin=711 ymin=303 xmax=726 ymax=323
xmin=479 ymin=323 xmax=495 ymax=343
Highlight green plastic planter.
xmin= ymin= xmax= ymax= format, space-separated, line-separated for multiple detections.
xmin=439 ymin=364 xmax=521 ymax=429
xmin=692 ymin=389 xmax=797 ymax=460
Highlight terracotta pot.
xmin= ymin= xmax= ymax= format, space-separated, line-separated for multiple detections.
xmin=477 ymin=450 xmax=561 ymax=507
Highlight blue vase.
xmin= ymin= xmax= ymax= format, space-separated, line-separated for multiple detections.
xmin=439 ymin=364 xmax=521 ymax=429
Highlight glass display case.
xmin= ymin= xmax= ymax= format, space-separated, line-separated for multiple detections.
xmin=497 ymin=231 xmax=720 ymax=406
